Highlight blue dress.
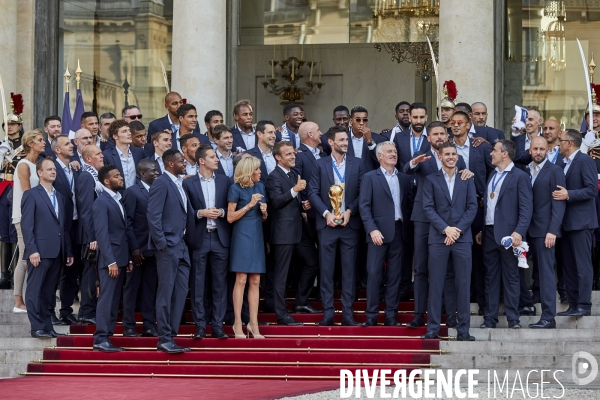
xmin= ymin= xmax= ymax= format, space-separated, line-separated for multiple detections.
xmin=228 ymin=182 xmax=267 ymax=273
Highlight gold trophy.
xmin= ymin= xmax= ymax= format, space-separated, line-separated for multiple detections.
xmin=328 ymin=183 xmax=345 ymax=225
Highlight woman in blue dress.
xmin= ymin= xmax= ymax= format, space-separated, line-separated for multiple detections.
xmin=227 ymin=156 xmax=268 ymax=339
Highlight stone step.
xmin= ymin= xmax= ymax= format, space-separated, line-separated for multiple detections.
xmin=466 ymin=315 xmax=600 ymax=329
xmin=431 ymin=354 xmax=575 ymax=370
xmin=0 ymin=312 xmax=30 ymax=325
xmin=0 ymin=349 xmax=44 ymax=364
xmin=448 ymin=327 xmax=599 ymax=342
xmin=441 ymin=341 xmax=600 ymax=356
xmin=469 ymin=302 xmax=600 ymax=316
xmin=0 ymin=338 xmax=55 ymax=350
xmin=0 ymin=324 xmax=69 ymax=338
xmin=0 ymin=364 xmax=27 ymax=378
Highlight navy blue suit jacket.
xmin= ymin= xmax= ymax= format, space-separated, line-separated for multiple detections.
xmin=52 ymin=159 xmax=81 ymax=223
xmin=75 ymin=171 xmax=98 ymax=244
xmin=245 ymin=146 xmax=269 ymax=184
xmin=466 ymin=139 xmax=495 ymax=197
xmin=359 ymin=168 xmax=413 ymax=243
xmin=484 ymin=166 xmax=533 ymax=245
xmin=393 ymin=130 xmax=431 ymax=171
xmin=562 ymin=151 xmax=599 ymax=231
xmin=422 ymin=171 xmax=478 ymax=244
xmin=292 ymin=143 xmax=322 ymax=219
xmin=144 ymin=155 xmax=163 ymax=175
xmin=21 ymin=185 xmax=71 ymax=259
xmin=147 ymin=173 xmax=195 ymax=251
xmin=321 ymin=129 xmax=384 ymax=172
xmin=527 ymin=160 xmax=566 ymax=237
xmin=122 ymin=181 xmax=152 ymax=257
xmin=183 ymin=173 xmax=232 ymax=249
xmin=308 ymin=155 xmax=364 ymax=231
xmin=147 ymin=115 xmax=200 ymax=139
xmin=473 ymin=126 xmax=505 ymax=143
xmin=93 ymin=190 xmax=134 ymax=268
xmin=266 ymin=167 xmax=304 ymax=245
xmin=102 ymin=146 xmax=145 ymax=192
xmin=41 ymin=139 xmax=55 ymax=159
xmin=403 ymin=149 xmax=467 ymax=223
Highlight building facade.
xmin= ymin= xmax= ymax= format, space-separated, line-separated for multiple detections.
xmin=0 ymin=0 xmax=596 ymax=134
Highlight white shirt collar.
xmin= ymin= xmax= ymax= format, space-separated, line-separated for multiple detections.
xmin=116 ymin=145 xmax=131 ymax=157
xmin=101 ymin=185 xmax=121 ymax=201
xmin=528 ymin=158 xmax=547 ymax=171
xmin=155 ymin=153 xmax=162 ymax=161
xmin=567 ymin=149 xmax=580 ymax=163
xmin=380 ymin=166 xmax=398 ymax=177
xmin=164 ymin=170 xmax=181 ymax=184
xmin=216 ymin=149 xmax=233 ymax=159
xmin=56 ymin=157 xmax=69 ymax=171
xmin=278 ymin=165 xmax=290 ymax=174
xmin=454 ymin=137 xmax=470 ymax=148
xmin=167 ymin=114 xmax=179 ymax=128
xmin=198 ymin=172 xmax=216 ymax=182
xmin=141 ymin=181 xmax=150 ymax=191
xmin=495 ymin=162 xmax=515 ymax=173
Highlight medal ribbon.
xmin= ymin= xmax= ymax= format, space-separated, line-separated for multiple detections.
xmin=332 ymin=158 xmax=345 ymax=183
xmin=491 ymin=170 xmax=508 ymax=196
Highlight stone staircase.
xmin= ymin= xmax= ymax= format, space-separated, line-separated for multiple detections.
xmin=435 ymin=292 xmax=600 ymax=387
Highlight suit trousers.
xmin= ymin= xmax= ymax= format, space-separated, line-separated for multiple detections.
xmin=93 ymin=266 xmax=125 ymax=344
xmin=427 ymin=242 xmax=472 ymax=336
xmin=191 ymin=231 xmax=229 ymax=328
xmin=122 ymin=255 xmax=157 ymax=331
xmin=562 ymin=229 xmax=594 ymax=310
xmin=529 ymin=236 xmax=557 ymax=320
xmin=318 ymin=226 xmax=359 ymax=319
xmin=366 ymin=221 xmax=404 ymax=320
xmin=26 ymin=257 xmax=62 ymax=333
xmin=155 ymin=243 xmax=191 ymax=343
xmin=398 ymin=219 xmax=414 ymax=298
xmin=77 ymin=257 xmax=97 ymax=319
xmin=413 ymin=221 xmax=457 ymax=316
xmin=518 ymin=267 xmax=534 ymax=308
xmin=58 ymin=242 xmax=82 ymax=319
xmin=483 ymin=226 xmax=521 ymax=323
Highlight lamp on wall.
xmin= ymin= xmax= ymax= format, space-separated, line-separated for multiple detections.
xmin=541 ymin=0 xmax=566 ymax=72
xmin=262 ymin=45 xmax=324 ymax=105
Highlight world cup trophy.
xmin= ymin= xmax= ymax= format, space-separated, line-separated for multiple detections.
xmin=328 ymin=183 xmax=344 ymax=225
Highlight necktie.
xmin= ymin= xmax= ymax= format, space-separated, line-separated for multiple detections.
xmin=287 ymin=171 xmax=294 ymax=181
xmin=51 ymin=191 xmax=58 ymax=217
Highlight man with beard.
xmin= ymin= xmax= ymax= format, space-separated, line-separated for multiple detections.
xmin=231 ymin=100 xmax=256 ymax=152
xmin=180 ymin=134 xmax=201 ymax=177
xmin=403 ymin=121 xmax=472 ymax=328
xmin=332 ymin=106 xmax=350 ymax=129
xmin=247 ymin=120 xmax=277 ymax=183
xmin=527 ymin=136 xmax=566 ymax=329
xmin=176 ymin=104 xmax=209 ymax=152
xmin=99 ymin=113 xmax=117 ymax=151
xmin=393 ymin=103 xmax=430 ymax=171
xmin=204 ymin=110 xmax=224 ymax=149
xmin=278 ymin=104 xmax=305 ymax=149
xmin=81 ymin=112 xmax=101 ymax=147
xmin=512 ymin=108 xmax=543 ymax=167
xmin=382 ymin=101 xmax=411 ymax=143
xmin=42 ymin=116 xmax=62 ymax=159
xmin=147 ymin=92 xmax=200 ymax=140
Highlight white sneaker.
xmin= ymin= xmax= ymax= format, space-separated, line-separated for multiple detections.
xmin=13 ymin=306 xmax=27 ymax=314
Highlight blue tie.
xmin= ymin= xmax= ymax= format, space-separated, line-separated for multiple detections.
xmin=51 ymin=191 xmax=58 ymax=217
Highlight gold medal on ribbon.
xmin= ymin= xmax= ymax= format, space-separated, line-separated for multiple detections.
xmin=490 ymin=192 xmax=495 ymax=199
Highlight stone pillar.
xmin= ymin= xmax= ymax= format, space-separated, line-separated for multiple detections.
xmin=439 ymin=0 xmax=495 ymax=124
xmin=0 ymin=0 xmax=18 ymax=111
xmin=172 ymin=0 xmax=227 ymax=118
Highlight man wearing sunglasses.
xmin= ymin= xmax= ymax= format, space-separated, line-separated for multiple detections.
xmin=122 ymin=105 xmax=143 ymax=123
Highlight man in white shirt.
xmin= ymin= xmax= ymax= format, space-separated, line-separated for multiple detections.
xmin=147 ymin=131 xmax=172 ymax=174
xmin=212 ymin=125 xmax=235 ymax=179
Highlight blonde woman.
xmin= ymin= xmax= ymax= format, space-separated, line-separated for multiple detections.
xmin=227 ymin=156 xmax=268 ymax=339
xmin=12 ymin=129 xmax=46 ymax=313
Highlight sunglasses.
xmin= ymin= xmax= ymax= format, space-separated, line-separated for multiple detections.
xmin=127 ymin=114 xmax=143 ymax=120
xmin=354 ymin=118 xmax=369 ymax=123
xmin=449 ymin=120 xmax=465 ymax=126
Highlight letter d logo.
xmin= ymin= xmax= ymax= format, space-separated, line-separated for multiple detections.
xmin=572 ymin=351 xmax=598 ymax=385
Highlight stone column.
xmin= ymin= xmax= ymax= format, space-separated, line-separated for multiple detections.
xmin=0 ymin=0 xmax=18 ymax=110
xmin=172 ymin=0 xmax=227 ymax=118
xmin=439 ymin=0 xmax=495 ymax=124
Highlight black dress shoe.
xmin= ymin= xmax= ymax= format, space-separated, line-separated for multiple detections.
xmin=61 ymin=314 xmax=78 ymax=325
xmin=48 ymin=329 xmax=64 ymax=338
xmin=362 ymin=317 xmax=378 ymax=327
xmin=79 ymin=317 xmax=96 ymax=325
xmin=341 ymin=317 xmax=359 ymax=326
xmin=421 ymin=332 xmax=439 ymax=339
xmin=93 ymin=341 xmax=123 ymax=352
xmin=529 ymin=319 xmax=556 ymax=329
xmin=384 ymin=317 xmax=400 ymax=327
xmin=446 ymin=315 xmax=457 ymax=328
xmin=567 ymin=308 xmax=591 ymax=318
xmin=142 ymin=329 xmax=158 ymax=337
xmin=456 ymin=334 xmax=476 ymax=341
xmin=277 ymin=315 xmax=302 ymax=326
xmin=477 ymin=308 xmax=484 ymax=316
xmin=193 ymin=326 xmax=206 ymax=339
xmin=316 ymin=317 xmax=334 ymax=326
xmin=557 ymin=307 xmax=576 ymax=316
xmin=508 ymin=320 xmax=521 ymax=329
xmin=293 ymin=304 xmax=323 ymax=314
xmin=407 ymin=314 xmax=425 ymax=328
xmin=123 ymin=328 xmax=141 ymax=337
xmin=211 ymin=326 xmax=228 ymax=339
xmin=479 ymin=318 xmax=496 ymax=328
xmin=31 ymin=330 xmax=53 ymax=339
xmin=157 ymin=342 xmax=186 ymax=354
xmin=51 ymin=314 xmax=66 ymax=326
xmin=559 ymin=294 xmax=569 ymax=304
xmin=518 ymin=306 xmax=536 ymax=316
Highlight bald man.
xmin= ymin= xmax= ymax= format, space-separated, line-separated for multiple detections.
xmin=147 ymin=92 xmax=200 ymax=141
xmin=514 ymin=109 xmax=543 ymax=167
xmin=72 ymin=129 xmax=94 ymax=166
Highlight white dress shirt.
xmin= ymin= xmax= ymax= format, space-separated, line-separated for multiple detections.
xmin=184 ymin=159 xmax=199 ymax=176
xmin=260 ymin=147 xmax=277 ymax=175
xmin=141 ymin=181 xmax=150 ymax=192
xmin=117 ymin=146 xmax=136 ymax=188
xmin=547 ymin=145 xmax=560 ymax=164
xmin=217 ymin=149 xmax=234 ymax=177
xmin=304 ymin=143 xmax=321 ymax=160
xmin=198 ymin=173 xmax=217 ymax=228
xmin=349 ymin=128 xmax=376 ymax=158
xmin=409 ymin=130 xmax=427 ymax=157
xmin=167 ymin=114 xmax=181 ymax=151
xmin=528 ymin=158 xmax=547 ymax=186
xmin=485 ymin=162 xmax=514 ymax=225
xmin=236 ymin=124 xmax=256 ymax=150
xmin=443 ymin=168 xmax=457 ymax=200
xmin=563 ymin=149 xmax=579 ymax=175
xmin=154 ymin=153 xmax=165 ymax=173
xmin=43 ymin=186 xmax=59 ymax=218
xmin=381 ymin=167 xmax=402 ymax=221
xmin=454 ymin=138 xmax=470 ymax=170
xmin=165 ymin=170 xmax=187 ymax=211
xmin=102 ymin=185 xmax=124 ymax=218
xmin=56 ymin=157 xmax=77 ymax=220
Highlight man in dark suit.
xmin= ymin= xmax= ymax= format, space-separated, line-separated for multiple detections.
xmin=80 ymin=112 xmax=101 ymax=148
xmin=184 ymin=145 xmax=232 ymax=339
xmin=51 ymin=136 xmax=81 ymax=325
xmin=176 ymin=104 xmax=210 ymax=151
xmin=212 ymin=124 xmax=235 ymax=179
xmin=277 ymin=104 xmax=304 ymax=149
xmin=332 ymin=105 xmax=350 ymax=129
xmin=454 ymin=103 xmax=504 ymax=144
xmin=129 ymin=120 xmax=146 ymax=150
xmin=478 ymin=140 xmax=533 ymax=329
xmin=266 ymin=141 xmax=320 ymax=325
xmin=121 ymin=160 xmax=160 ymax=337
xmin=382 ymin=101 xmax=411 ymax=142
xmin=22 ymin=158 xmax=73 ymax=338
xmin=421 ymin=142 xmax=478 ymax=340
xmin=526 ymin=136 xmax=566 ymax=329
xmin=147 ymin=149 xmax=195 ymax=353
xmin=393 ymin=103 xmax=430 ymax=171
xmin=42 ymin=116 xmax=62 ymax=159
xmin=204 ymin=110 xmax=224 ymax=146
xmin=403 ymin=121 xmax=470 ymax=328
xmin=75 ymin=145 xmax=105 ymax=325
xmin=72 ymin=128 xmax=93 ymax=166
xmin=145 ymin=130 xmax=172 ymax=173
xmin=512 ymin=108 xmax=543 ymax=167
xmin=231 ymin=100 xmax=256 ymax=153
xmin=147 ymin=92 xmax=200 ymax=141
xmin=246 ymin=120 xmax=276 ymax=183
xmin=449 ymin=111 xmax=495 ymax=315
xmin=359 ymin=141 xmax=412 ymax=327
xmin=308 ymin=126 xmax=364 ymax=326
xmin=102 ymin=120 xmax=145 ymax=192
xmin=180 ymin=134 xmax=200 ymax=177
xmin=92 ymin=165 xmax=134 ymax=352
xmin=554 ymin=129 xmax=598 ymax=317
xmin=99 ymin=112 xmax=117 ymax=151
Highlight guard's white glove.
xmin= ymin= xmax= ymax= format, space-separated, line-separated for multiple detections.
xmin=0 ymin=141 xmax=11 ymax=154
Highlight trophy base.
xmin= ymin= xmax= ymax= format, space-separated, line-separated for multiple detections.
xmin=334 ymin=220 xmax=343 ymax=225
